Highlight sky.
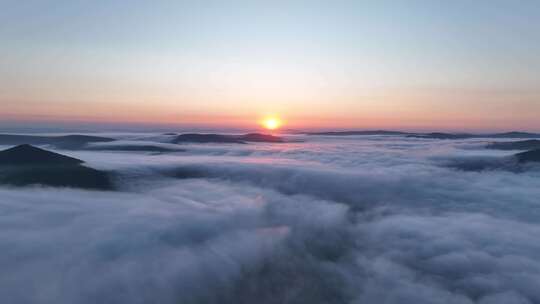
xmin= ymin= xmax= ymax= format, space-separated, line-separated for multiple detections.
xmin=1 ymin=0 xmax=539 ymax=132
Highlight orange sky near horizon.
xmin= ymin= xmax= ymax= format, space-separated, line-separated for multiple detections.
xmin=2 ymin=85 xmax=539 ymax=132
xmin=2 ymin=97 xmax=539 ymax=132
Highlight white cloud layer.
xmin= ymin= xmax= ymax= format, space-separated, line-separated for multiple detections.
xmin=1 ymin=135 xmax=539 ymax=303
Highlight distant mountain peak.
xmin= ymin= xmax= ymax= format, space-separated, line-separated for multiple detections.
xmin=0 ymin=145 xmax=112 ymax=190
xmin=307 ymin=130 xmax=407 ymax=136
xmin=172 ymin=133 xmax=284 ymax=144
xmin=0 ymin=144 xmax=84 ymax=166
xmin=239 ymin=133 xmax=284 ymax=142
xmin=515 ymin=149 xmax=540 ymax=163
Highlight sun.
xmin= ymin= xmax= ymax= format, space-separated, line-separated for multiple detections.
xmin=262 ymin=117 xmax=282 ymax=130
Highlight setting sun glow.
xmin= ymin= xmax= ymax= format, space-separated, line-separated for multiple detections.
xmin=262 ymin=117 xmax=282 ymax=130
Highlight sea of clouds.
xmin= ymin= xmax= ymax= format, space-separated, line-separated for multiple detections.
xmin=1 ymin=134 xmax=540 ymax=304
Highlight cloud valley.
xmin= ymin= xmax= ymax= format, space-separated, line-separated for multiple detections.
xmin=0 ymin=134 xmax=539 ymax=303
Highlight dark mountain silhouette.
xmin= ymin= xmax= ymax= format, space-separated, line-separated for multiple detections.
xmin=303 ymin=130 xmax=540 ymax=139
xmin=486 ymin=140 xmax=540 ymax=150
xmin=0 ymin=144 xmax=84 ymax=165
xmin=0 ymin=134 xmax=114 ymax=149
xmin=238 ymin=133 xmax=284 ymax=142
xmin=442 ymin=157 xmax=506 ymax=172
xmin=491 ymin=132 xmax=540 ymax=138
xmin=514 ymin=149 xmax=540 ymax=163
xmin=172 ymin=134 xmax=245 ymax=144
xmin=86 ymin=144 xmax=183 ymax=152
xmin=409 ymin=132 xmax=540 ymax=140
xmin=307 ymin=130 xmax=408 ymax=136
xmin=172 ymin=133 xmax=283 ymax=144
xmin=0 ymin=145 xmax=112 ymax=190
xmin=407 ymin=132 xmax=474 ymax=139
xmin=443 ymin=149 xmax=540 ymax=172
